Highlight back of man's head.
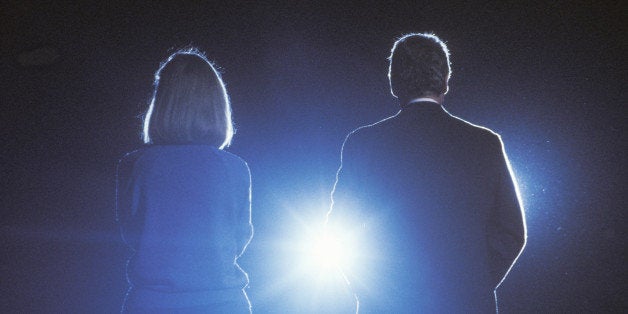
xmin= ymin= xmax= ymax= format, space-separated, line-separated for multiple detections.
xmin=388 ymin=33 xmax=451 ymax=101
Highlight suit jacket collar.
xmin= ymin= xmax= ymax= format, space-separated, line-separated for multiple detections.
xmin=401 ymin=100 xmax=444 ymax=112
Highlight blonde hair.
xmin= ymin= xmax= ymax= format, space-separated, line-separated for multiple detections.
xmin=143 ymin=48 xmax=234 ymax=149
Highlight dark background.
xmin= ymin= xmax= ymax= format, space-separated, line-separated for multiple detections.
xmin=1 ymin=1 xmax=625 ymax=312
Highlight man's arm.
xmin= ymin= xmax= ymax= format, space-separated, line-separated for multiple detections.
xmin=327 ymin=131 xmax=374 ymax=314
xmin=487 ymin=137 xmax=527 ymax=288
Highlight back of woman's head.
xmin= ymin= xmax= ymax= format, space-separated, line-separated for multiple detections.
xmin=143 ymin=49 xmax=234 ymax=149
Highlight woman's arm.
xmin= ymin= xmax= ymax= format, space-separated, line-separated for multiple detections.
xmin=236 ymin=161 xmax=253 ymax=258
xmin=115 ymin=150 xmax=142 ymax=249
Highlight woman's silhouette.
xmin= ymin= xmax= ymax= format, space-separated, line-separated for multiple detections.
xmin=116 ymin=49 xmax=253 ymax=313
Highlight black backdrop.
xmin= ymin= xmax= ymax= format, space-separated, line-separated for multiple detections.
xmin=1 ymin=1 xmax=625 ymax=312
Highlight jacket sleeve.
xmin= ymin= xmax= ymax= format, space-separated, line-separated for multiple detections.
xmin=487 ymin=137 xmax=527 ymax=288
xmin=328 ymin=131 xmax=367 ymax=235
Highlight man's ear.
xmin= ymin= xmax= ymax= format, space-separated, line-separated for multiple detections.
xmin=388 ymin=73 xmax=398 ymax=98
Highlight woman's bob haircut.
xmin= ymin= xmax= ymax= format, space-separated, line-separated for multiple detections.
xmin=143 ymin=48 xmax=234 ymax=149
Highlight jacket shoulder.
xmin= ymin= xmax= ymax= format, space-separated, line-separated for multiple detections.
xmin=447 ymin=112 xmax=503 ymax=147
xmin=219 ymin=149 xmax=251 ymax=176
xmin=117 ymin=149 xmax=145 ymax=176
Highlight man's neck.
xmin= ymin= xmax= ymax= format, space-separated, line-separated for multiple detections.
xmin=408 ymin=97 xmax=440 ymax=105
xmin=402 ymin=94 xmax=444 ymax=106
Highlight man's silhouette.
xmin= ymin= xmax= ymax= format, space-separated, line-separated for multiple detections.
xmin=329 ymin=33 xmax=526 ymax=313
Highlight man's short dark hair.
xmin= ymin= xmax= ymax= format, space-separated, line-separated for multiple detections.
xmin=388 ymin=33 xmax=451 ymax=99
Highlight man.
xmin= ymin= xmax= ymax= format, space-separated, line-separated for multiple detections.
xmin=328 ymin=33 xmax=526 ymax=313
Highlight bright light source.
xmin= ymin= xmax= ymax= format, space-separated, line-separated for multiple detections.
xmin=262 ymin=198 xmax=362 ymax=312
xmin=302 ymin=229 xmax=346 ymax=272
xmin=295 ymin=221 xmax=361 ymax=312
xmin=284 ymin=209 xmax=364 ymax=286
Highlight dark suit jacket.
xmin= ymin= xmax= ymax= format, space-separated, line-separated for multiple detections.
xmin=330 ymin=102 xmax=526 ymax=313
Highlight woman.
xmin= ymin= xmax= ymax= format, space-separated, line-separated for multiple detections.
xmin=116 ymin=49 xmax=253 ymax=313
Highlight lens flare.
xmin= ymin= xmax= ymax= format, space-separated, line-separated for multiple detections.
xmin=302 ymin=229 xmax=346 ymax=273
